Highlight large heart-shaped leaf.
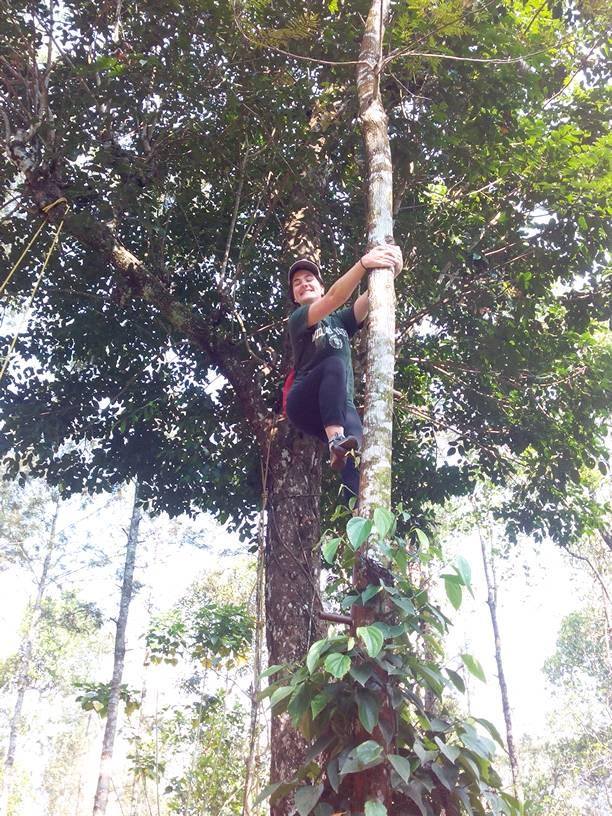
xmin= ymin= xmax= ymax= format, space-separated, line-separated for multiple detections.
xmin=339 ymin=740 xmax=384 ymax=775
xmin=306 ymin=638 xmax=330 ymax=674
xmin=294 ymin=783 xmax=324 ymax=816
xmin=324 ymin=652 xmax=351 ymax=678
xmin=388 ymin=753 xmax=412 ymax=784
xmin=347 ymin=516 xmax=373 ymax=550
xmin=373 ymin=507 xmax=394 ymax=538
xmin=357 ymin=625 xmax=384 ymax=658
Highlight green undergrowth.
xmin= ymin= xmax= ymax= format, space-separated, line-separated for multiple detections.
xmin=257 ymin=506 xmax=523 ymax=816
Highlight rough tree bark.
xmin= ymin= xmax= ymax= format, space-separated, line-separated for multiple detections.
xmin=266 ymin=424 xmax=324 ymax=814
xmin=264 ymin=163 xmax=327 ymax=816
xmin=0 ymin=498 xmax=60 ymax=816
xmin=478 ymin=527 xmax=521 ymax=798
xmin=92 ymin=481 xmax=142 ymax=816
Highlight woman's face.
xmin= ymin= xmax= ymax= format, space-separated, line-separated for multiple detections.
xmin=292 ymin=270 xmax=324 ymax=305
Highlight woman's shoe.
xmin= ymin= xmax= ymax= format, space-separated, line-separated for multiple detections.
xmin=328 ymin=434 xmax=360 ymax=471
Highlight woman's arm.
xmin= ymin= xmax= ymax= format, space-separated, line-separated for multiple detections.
xmin=352 ymin=245 xmax=404 ymax=325
xmin=353 ymin=290 xmax=370 ymax=325
xmin=306 ymin=245 xmax=403 ymax=327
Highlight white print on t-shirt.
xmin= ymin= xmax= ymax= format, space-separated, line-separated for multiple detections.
xmin=312 ymin=324 xmax=348 ymax=350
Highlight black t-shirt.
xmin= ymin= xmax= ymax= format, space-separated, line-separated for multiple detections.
xmin=288 ymin=304 xmax=360 ymax=403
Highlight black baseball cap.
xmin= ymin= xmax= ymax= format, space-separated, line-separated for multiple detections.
xmin=287 ymin=258 xmax=323 ymax=289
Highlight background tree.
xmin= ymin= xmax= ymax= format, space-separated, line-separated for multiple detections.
xmin=92 ymin=481 xmax=142 ymax=816
xmin=0 ymin=479 xmax=106 ymax=816
xmin=521 ymin=567 xmax=612 ymax=815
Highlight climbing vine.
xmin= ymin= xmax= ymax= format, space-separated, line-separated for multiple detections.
xmin=259 ymin=507 xmax=521 ymax=816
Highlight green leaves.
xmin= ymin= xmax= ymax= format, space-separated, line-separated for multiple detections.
xmin=442 ymin=555 xmax=473 ymax=609
xmin=454 ymin=556 xmax=472 ymax=588
xmin=321 ymin=537 xmax=341 ymax=564
xmin=294 ymin=783 xmax=324 ymax=816
xmin=356 ymin=624 xmax=384 ymax=658
xmin=445 ymin=668 xmax=466 ymax=693
xmin=270 ymin=685 xmax=293 ymax=709
xmin=346 ymin=517 xmax=373 ymax=550
xmin=324 ymin=652 xmax=351 ymax=678
xmin=259 ymin=504 xmax=517 ymax=816
xmin=356 ymin=689 xmax=380 ymax=733
xmin=388 ymin=753 xmax=412 ymax=783
xmin=260 ymin=663 xmax=285 ymax=678
xmin=435 ymin=737 xmax=461 ymax=763
xmin=444 ymin=575 xmax=463 ymax=610
xmin=461 ymin=653 xmax=486 ymax=683
xmin=373 ymin=507 xmax=395 ymax=538
xmin=306 ymin=639 xmax=330 ymax=674
xmin=339 ymin=740 xmax=384 ymax=775
xmin=364 ymin=801 xmax=387 ymax=816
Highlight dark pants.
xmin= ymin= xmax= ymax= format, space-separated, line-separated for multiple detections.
xmin=286 ymin=356 xmax=362 ymax=501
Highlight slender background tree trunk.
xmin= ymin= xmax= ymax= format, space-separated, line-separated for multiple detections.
xmin=92 ymin=481 xmax=142 ymax=816
xmin=478 ymin=527 xmax=521 ymax=798
xmin=242 ymin=448 xmax=269 ymax=816
xmin=0 ymin=498 xmax=60 ymax=816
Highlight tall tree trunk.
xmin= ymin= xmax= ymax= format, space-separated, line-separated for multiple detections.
xmin=0 ymin=498 xmax=60 ymax=816
xmin=357 ymin=0 xmax=396 ymax=516
xmin=350 ymin=1 xmax=395 ymax=810
xmin=478 ymin=528 xmax=521 ymax=798
xmin=92 ymin=481 xmax=142 ymax=816
xmin=128 ymin=540 xmax=158 ymax=816
xmin=266 ymin=422 xmax=324 ymax=816
xmin=264 ymin=155 xmax=327 ymax=816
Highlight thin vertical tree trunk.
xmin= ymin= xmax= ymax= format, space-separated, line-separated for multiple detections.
xmin=92 ymin=481 xmax=142 ymax=816
xmin=128 ymin=539 xmax=158 ymax=816
xmin=349 ymin=1 xmax=395 ymax=811
xmin=478 ymin=527 xmax=521 ymax=798
xmin=357 ymin=0 xmax=395 ymax=517
xmin=242 ymin=450 xmax=269 ymax=816
xmin=0 ymin=497 xmax=60 ymax=816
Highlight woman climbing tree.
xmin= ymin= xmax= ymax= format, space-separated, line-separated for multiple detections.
xmin=285 ymin=244 xmax=402 ymax=501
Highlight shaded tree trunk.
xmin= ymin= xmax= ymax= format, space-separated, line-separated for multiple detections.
xmin=478 ymin=528 xmax=521 ymax=798
xmin=266 ymin=421 xmax=324 ymax=816
xmin=92 ymin=481 xmax=142 ymax=816
xmin=0 ymin=498 xmax=60 ymax=816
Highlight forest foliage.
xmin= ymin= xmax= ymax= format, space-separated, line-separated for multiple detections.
xmin=0 ymin=0 xmax=610 ymax=813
